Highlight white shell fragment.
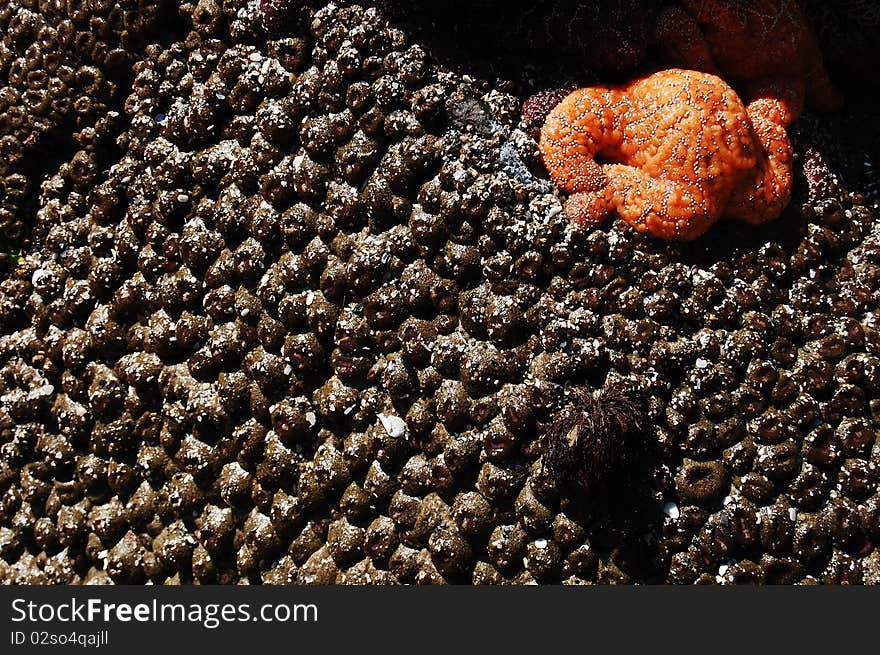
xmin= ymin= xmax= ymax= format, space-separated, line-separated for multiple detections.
xmin=662 ymin=502 xmax=680 ymax=520
xmin=377 ymin=413 xmax=407 ymax=438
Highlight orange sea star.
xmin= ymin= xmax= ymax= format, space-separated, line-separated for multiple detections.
xmin=656 ymin=0 xmax=842 ymax=112
xmin=539 ymin=68 xmax=801 ymax=241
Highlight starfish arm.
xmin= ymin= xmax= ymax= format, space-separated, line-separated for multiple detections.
xmin=603 ymin=163 xmax=719 ymax=241
xmin=803 ymin=58 xmax=844 ymax=112
xmin=563 ymin=189 xmax=615 ymax=229
xmin=655 ymin=5 xmax=720 ymax=74
xmin=673 ymin=0 xmax=842 ymax=113
xmin=677 ymin=0 xmax=744 ymax=28
xmin=743 ymin=77 xmax=804 ymax=127
xmin=726 ymin=100 xmax=795 ymax=225
xmin=538 ymin=89 xmax=618 ymax=194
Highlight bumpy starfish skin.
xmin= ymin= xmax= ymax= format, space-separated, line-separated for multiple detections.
xmin=539 ymin=69 xmax=798 ymax=240
xmin=656 ymin=0 xmax=842 ymax=112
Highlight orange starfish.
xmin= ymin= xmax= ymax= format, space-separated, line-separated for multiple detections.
xmin=656 ymin=0 xmax=842 ymax=112
xmin=539 ymin=68 xmax=800 ymax=241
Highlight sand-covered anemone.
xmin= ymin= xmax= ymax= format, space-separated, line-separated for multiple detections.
xmin=0 ymin=0 xmax=173 ymax=256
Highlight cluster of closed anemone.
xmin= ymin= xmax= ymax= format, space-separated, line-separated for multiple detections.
xmin=0 ymin=0 xmax=172 ymax=254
